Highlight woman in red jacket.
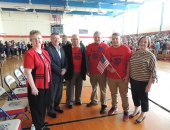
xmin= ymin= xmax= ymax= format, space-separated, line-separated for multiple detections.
xmin=24 ymin=30 xmax=51 ymax=130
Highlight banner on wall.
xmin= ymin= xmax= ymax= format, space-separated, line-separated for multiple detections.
xmin=79 ymin=29 xmax=88 ymax=34
xmin=51 ymin=24 xmax=64 ymax=35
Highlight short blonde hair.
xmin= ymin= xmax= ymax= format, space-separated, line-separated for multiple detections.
xmin=29 ymin=30 xmax=41 ymax=41
xmin=112 ymin=32 xmax=121 ymax=37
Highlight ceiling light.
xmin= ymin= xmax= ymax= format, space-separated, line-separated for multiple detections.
xmin=15 ymin=6 xmax=29 ymax=11
xmin=98 ymin=9 xmax=107 ymax=15
xmin=97 ymin=2 xmax=107 ymax=15
xmin=64 ymin=6 xmax=73 ymax=12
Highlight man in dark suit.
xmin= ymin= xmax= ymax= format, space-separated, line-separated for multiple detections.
xmin=46 ymin=33 xmax=68 ymax=118
xmin=63 ymin=34 xmax=86 ymax=108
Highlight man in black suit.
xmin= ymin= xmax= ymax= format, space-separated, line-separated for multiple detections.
xmin=63 ymin=34 xmax=86 ymax=108
xmin=46 ymin=33 xmax=68 ymax=118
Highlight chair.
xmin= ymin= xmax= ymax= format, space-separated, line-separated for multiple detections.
xmin=0 ymin=119 xmax=21 ymax=130
xmin=13 ymin=69 xmax=26 ymax=87
xmin=0 ymin=86 xmax=29 ymax=121
xmin=4 ymin=75 xmax=27 ymax=99
xmin=19 ymin=66 xmax=26 ymax=79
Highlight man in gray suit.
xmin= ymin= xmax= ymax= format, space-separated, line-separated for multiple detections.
xmin=46 ymin=33 xmax=68 ymax=118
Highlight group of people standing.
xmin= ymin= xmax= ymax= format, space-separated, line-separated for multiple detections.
xmin=0 ymin=40 xmax=27 ymax=58
xmin=24 ymin=30 xmax=157 ymax=130
xmin=150 ymin=39 xmax=169 ymax=60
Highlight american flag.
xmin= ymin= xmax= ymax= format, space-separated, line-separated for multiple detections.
xmin=56 ymin=14 xmax=61 ymax=21
xmin=97 ymin=54 xmax=110 ymax=74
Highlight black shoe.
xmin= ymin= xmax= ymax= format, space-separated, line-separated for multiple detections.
xmin=129 ymin=111 xmax=140 ymax=119
xmin=75 ymin=101 xmax=82 ymax=105
xmin=54 ymin=108 xmax=64 ymax=113
xmin=42 ymin=126 xmax=50 ymax=130
xmin=67 ymin=105 xmax=73 ymax=108
xmin=100 ymin=105 xmax=107 ymax=114
xmin=86 ymin=102 xmax=98 ymax=107
xmin=134 ymin=116 xmax=146 ymax=124
xmin=48 ymin=112 xmax=57 ymax=118
xmin=44 ymin=122 xmax=48 ymax=125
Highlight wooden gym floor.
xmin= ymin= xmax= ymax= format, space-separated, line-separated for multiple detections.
xmin=0 ymin=56 xmax=170 ymax=130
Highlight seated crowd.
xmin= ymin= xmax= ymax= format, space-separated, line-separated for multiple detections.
xmin=120 ymin=31 xmax=170 ymax=60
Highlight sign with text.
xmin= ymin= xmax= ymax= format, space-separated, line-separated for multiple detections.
xmin=79 ymin=29 xmax=88 ymax=34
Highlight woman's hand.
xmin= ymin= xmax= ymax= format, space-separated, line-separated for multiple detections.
xmin=123 ymin=76 xmax=129 ymax=83
xmin=31 ymin=87 xmax=39 ymax=96
xmin=24 ymin=68 xmax=39 ymax=96
xmin=145 ymin=85 xmax=151 ymax=93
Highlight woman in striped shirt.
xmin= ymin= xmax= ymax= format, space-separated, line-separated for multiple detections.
xmin=129 ymin=36 xmax=157 ymax=124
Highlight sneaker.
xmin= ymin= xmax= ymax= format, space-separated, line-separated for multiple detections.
xmin=123 ymin=111 xmax=129 ymax=121
xmin=86 ymin=102 xmax=98 ymax=107
xmin=100 ymin=105 xmax=107 ymax=114
xmin=108 ymin=107 xmax=118 ymax=115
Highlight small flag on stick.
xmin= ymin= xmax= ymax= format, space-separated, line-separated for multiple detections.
xmin=97 ymin=54 xmax=109 ymax=74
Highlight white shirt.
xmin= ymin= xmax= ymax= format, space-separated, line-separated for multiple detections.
xmin=55 ymin=46 xmax=61 ymax=58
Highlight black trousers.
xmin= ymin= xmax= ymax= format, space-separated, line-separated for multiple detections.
xmin=28 ymin=87 xmax=49 ymax=130
xmin=10 ymin=49 xmax=14 ymax=56
xmin=22 ymin=49 xmax=25 ymax=54
xmin=5 ymin=49 xmax=10 ymax=57
xmin=14 ymin=48 xmax=17 ymax=55
xmin=18 ymin=48 xmax=21 ymax=55
xmin=130 ymin=78 xmax=149 ymax=112
xmin=47 ymin=83 xmax=63 ymax=114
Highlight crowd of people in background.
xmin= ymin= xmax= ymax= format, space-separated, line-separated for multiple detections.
xmin=0 ymin=34 xmax=74 ymax=60
xmin=0 ymin=31 xmax=170 ymax=62
xmin=0 ymin=40 xmax=27 ymax=58
xmin=0 ymin=40 xmax=50 ymax=59
xmin=120 ymin=31 xmax=170 ymax=60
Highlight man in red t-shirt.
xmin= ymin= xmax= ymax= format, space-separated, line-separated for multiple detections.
xmin=63 ymin=34 xmax=87 ymax=108
xmin=105 ymin=32 xmax=131 ymax=121
xmin=86 ymin=31 xmax=109 ymax=114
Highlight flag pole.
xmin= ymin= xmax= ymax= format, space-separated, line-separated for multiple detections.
xmin=102 ymin=53 xmax=121 ymax=79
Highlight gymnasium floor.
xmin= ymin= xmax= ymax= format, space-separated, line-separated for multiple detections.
xmin=0 ymin=56 xmax=170 ymax=130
